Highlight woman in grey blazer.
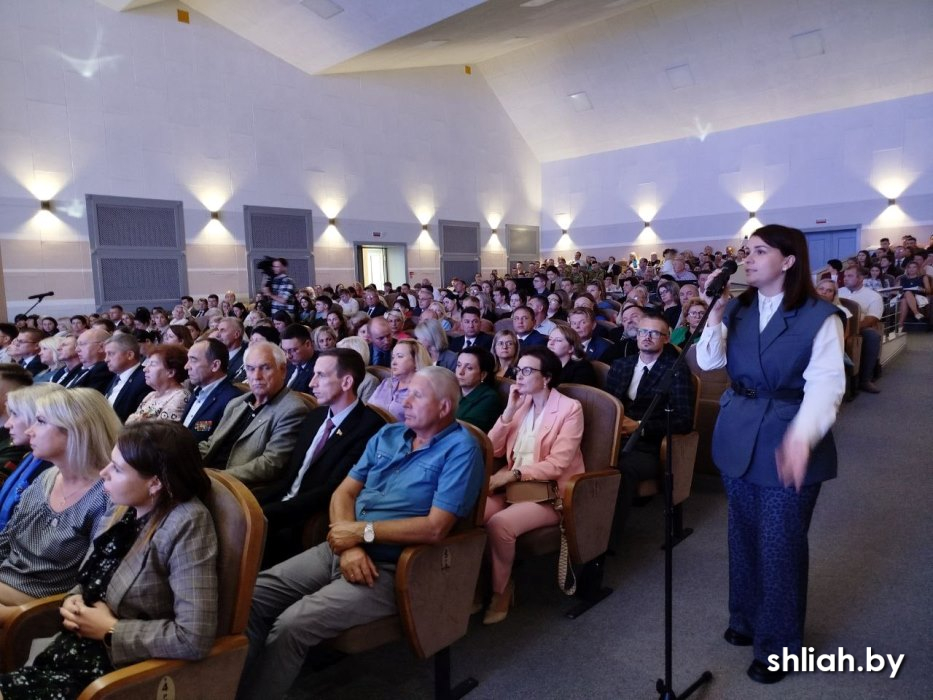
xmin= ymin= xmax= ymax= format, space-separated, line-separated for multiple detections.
xmin=0 ymin=421 xmax=218 ymax=699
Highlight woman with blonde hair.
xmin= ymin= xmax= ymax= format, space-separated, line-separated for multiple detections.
xmin=0 ymin=382 xmax=66 ymax=528
xmin=33 ymin=335 xmax=68 ymax=383
xmin=0 ymin=421 xmax=217 ymax=697
xmin=0 ymin=389 xmax=121 ymax=612
xmin=413 ymin=318 xmax=458 ymax=371
xmin=126 ymin=345 xmax=190 ymax=423
xmin=546 ymin=321 xmax=598 ymax=386
xmin=367 ymin=339 xmax=431 ymax=422
xmin=311 ymin=325 xmax=338 ymax=353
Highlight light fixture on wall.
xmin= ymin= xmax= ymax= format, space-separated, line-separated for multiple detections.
xmin=210 ymin=211 xmax=220 ymax=220
xmin=887 ymin=198 xmax=896 ymax=207
xmin=491 ymin=228 xmax=498 ymax=235
xmin=560 ymin=228 xmax=567 ymax=235
xmin=40 ymin=200 xmax=52 ymax=212
xmin=748 ymin=211 xmax=756 ymax=219
xmin=328 ymin=218 xmax=337 ymax=226
xmin=643 ymin=221 xmax=651 ymax=228
xmin=421 ymin=224 xmax=429 ymax=232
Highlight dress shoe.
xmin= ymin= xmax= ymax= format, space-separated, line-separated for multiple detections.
xmin=723 ymin=628 xmax=753 ymax=646
xmin=482 ymin=579 xmax=514 ymax=625
xmin=747 ymin=659 xmax=786 ymax=684
xmin=861 ymin=381 xmax=881 ymax=394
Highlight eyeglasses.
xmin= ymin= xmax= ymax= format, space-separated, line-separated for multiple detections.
xmin=515 ymin=366 xmax=543 ymax=377
xmin=495 ymin=340 xmax=516 ymax=347
xmin=636 ymin=328 xmax=669 ymax=339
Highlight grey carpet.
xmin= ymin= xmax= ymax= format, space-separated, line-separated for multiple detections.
xmin=289 ymin=333 xmax=933 ymax=700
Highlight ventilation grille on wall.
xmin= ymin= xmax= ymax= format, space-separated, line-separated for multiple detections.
xmin=248 ymin=213 xmax=311 ymax=250
xmin=244 ymin=205 xmax=315 ymax=295
xmin=440 ymin=222 xmax=480 ymax=256
xmin=86 ymin=194 xmax=188 ymax=310
xmin=506 ymin=225 xmax=539 ymax=258
xmin=100 ymin=258 xmax=182 ymax=304
xmin=95 ymin=205 xmax=179 ymax=248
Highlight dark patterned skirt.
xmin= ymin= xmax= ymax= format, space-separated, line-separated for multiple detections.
xmin=0 ymin=631 xmax=114 ymax=700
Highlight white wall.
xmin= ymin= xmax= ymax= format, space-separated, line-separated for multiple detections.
xmin=0 ymin=0 xmax=540 ymax=317
xmin=540 ymin=93 xmax=933 ymax=263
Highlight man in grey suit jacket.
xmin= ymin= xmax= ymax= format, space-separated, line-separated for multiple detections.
xmin=199 ymin=342 xmax=309 ymax=486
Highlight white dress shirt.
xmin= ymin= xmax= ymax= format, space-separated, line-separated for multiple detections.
xmin=108 ymin=363 xmax=141 ymax=406
xmin=283 ymin=400 xmax=359 ymax=501
xmin=696 ymin=294 xmax=845 ymax=450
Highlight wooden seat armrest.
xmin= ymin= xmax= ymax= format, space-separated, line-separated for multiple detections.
xmin=76 ymin=636 xmax=248 ymax=700
xmin=395 ymin=529 xmax=487 ymax=659
xmin=2 ymin=593 xmax=68 ymax=671
xmin=660 ymin=432 xmax=700 ymax=506
xmin=563 ymin=470 xmax=621 ymax=564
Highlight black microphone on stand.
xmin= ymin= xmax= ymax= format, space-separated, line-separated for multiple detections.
xmin=704 ymin=260 xmax=738 ymax=299
xmin=27 ymin=291 xmax=55 ymax=300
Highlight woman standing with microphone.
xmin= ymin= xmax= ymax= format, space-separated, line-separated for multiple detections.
xmin=697 ymin=225 xmax=845 ymax=684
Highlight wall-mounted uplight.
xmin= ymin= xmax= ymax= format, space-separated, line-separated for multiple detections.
xmin=560 ymin=229 xmax=568 ymax=235
xmin=887 ymin=198 xmax=896 ymax=207
xmin=210 ymin=211 xmax=220 ymax=220
xmin=328 ymin=218 xmax=337 ymax=226
xmin=491 ymin=228 xmax=498 ymax=235
xmin=748 ymin=211 xmax=756 ymax=219
xmin=40 ymin=200 xmax=52 ymax=212
xmin=643 ymin=221 xmax=651 ymax=228
xmin=421 ymin=224 xmax=429 ymax=232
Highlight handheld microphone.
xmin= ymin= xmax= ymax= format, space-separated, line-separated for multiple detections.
xmin=704 ymin=261 xmax=738 ymax=299
xmin=27 ymin=291 xmax=55 ymax=300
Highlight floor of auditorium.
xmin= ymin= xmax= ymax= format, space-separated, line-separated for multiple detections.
xmin=289 ymin=333 xmax=933 ymax=700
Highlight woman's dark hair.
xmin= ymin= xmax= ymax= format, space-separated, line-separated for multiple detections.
xmin=393 ymin=295 xmax=411 ymax=312
xmin=518 ymin=345 xmax=562 ymax=389
xmin=549 ymin=320 xmax=585 ymax=360
xmin=116 ymin=421 xmax=210 ymax=514
xmin=232 ymin=302 xmax=247 ymax=318
xmin=251 ymin=325 xmax=281 ymax=345
xmin=272 ymin=310 xmax=294 ymax=325
xmin=739 ymin=224 xmax=817 ymax=310
xmin=145 ymin=344 xmax=189 ymax=384
xmin=457 ymin=346 xmax=496 ymax=387
xmin=164 ymin=324 xmax=194 ymax=348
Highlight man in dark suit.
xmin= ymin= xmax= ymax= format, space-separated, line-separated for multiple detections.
xmin=511 ymin=306 xmax=547 ymax=348
xmin=67 ymin=328 xmax=113 ymax=393
xmin=281 ymin=324 xmax=316 ymax=394
xmin=8 ymin=328 xmax=48 ymax=377
xmin=568 ymin=307 xmax=616 ymax=363
xmin=259 ymin=348 xmax=386 ymax=566
xmin=216 ymin=317 xmax=247 ymax=382
xmin=182 ymin=338 xmax=244 ymax=442
xmin=367 ymin=317 xmax=394 ymax=367
xmin=103 ymin=333 xmax=150 ymax=422
xmin=361 ymin=289 xmax=387 ymax=318
xmin=448 ymin=307 xmax=493 ymax=352
xmin=605 ymin=313 xmax=694 ymax=540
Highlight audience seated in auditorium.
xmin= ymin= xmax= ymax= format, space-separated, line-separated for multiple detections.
xmin=670 ymin=298 xmax=709 ymax=349
xmin=216 ymin=317 xmax=247 ymax=382
xmin=367 ymin=317 xmax=394 ymax=368
xmin=281 ymin=324 xmax=316 ymax=394
xmin=102 ymin=333 xmax=150 ymax=422
xmin=449 ymin=306 xmax=492 ymax=352
xmin=199 ymin=342 xmax=308 ymax=486
xmin=413 ymin=318 xmax=458 ymax=372
xmin=258 ymin=349 xmax=386 ymax=567
xmin=66 ymin=328 xmax=114 ymax=393
xmin=546 ymin=321 xmax=599 ymax=387
xmin=482 ymin=346 xmax=584 ymax=625
xmin=9 ymin=328 xmax=48 ymax=377
xmin=838 ymin=266 xmax=883 ymax=394
xmin=182 ymin=338 xmax=244 ymax=442
xmin=368 ymin=339 xmax=432 ymax=423
xmin=237 ymin=366 xmax=484 ymax=700
xmin=895 ymin=260 xmax=931 ymax=328
xmin=454 ymin=346 xmax=501 ymax=433
xmin=0 ymin=365 xmax=34 ymax=474
xmin=605 ymin=314 xmax=695 ymax=541
xmin=511 ymin=306 xmax=547 ymax=348
xmin=492 ymin=329 xmax=520 ymax=380
xmin=335 ymin=337 xmax=378 ymax=404
xmin=126 ymin=345 xmax=190 ymax=424
xmin=0 ymin=389 xmax=121 ymax=612
xmin=0 ymin=420 xmax=218 ymax=697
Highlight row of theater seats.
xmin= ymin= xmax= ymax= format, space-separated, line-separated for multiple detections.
xmin=0 ymin=362 xmax=727 ymax=699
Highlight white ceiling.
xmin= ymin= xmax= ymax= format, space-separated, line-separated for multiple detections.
xmin=107 ymin=0 xmax=933 ymax=162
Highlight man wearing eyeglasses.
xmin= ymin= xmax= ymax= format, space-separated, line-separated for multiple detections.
xmin=605 ymin=312 xmax=695 ymax=542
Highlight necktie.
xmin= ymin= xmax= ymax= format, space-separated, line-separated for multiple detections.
xmin=629 ymin=365 xmax=649 ymax=401
xmin=309 ymin=418 xmax=335 ymax=465
xmin=465 ymin=338 xmax=473 ymax=348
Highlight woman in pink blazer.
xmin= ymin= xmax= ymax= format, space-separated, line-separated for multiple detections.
xmin=483 ymin=346 xmax=584 ymax=624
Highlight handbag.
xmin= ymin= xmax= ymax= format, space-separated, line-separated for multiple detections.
xmin=504 ymin=479 xmax=577 ymax=596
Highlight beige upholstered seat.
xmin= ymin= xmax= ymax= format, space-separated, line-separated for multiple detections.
xmin=2 ymin=470 xmax=267 ymax=700
xmin=324 ymin=422 xmax=495 ymax=697
xmin=591 ymin=360 xmax=610 ymax=391
xmin=366 ymin=364 xmax=392 ymax=383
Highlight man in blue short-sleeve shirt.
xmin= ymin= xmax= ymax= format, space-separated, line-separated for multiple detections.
xmin=238 ymin=366 xmax=484 ymax=700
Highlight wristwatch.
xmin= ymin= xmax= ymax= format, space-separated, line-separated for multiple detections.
xmin=512 ymin=468 xmax=522 ymax=482
xmin=363 ymin=521 xmax=375 ymax=543
xmin=103 ymin=624 xmax=116 ymax=650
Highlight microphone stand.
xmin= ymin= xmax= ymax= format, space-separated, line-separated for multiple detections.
xmin=622 ymin=295 xmax=721 ymax=700
xmin=22 ymin=294 xmax=53 ymax=317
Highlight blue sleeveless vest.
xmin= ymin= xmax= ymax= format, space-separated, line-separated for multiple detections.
xmin=713 ymin=294 xmax=839 ymax=487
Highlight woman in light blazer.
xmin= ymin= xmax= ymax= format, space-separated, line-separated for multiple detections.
xmin=0 ymin=421 xmax=218 ymax=698
xmin=482 ymin=346 xmax=584 ymax=625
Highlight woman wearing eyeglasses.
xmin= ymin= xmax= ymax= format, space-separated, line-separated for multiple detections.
xmin=670 ymin=298 xmax=709 ymax=349
xmin=481 ymin=346 xmax=584 ymax=625
xmin=491 ymin=330 xmax=520 ymax=380
xmin=697 ymin=225 xmax=845 ymax=684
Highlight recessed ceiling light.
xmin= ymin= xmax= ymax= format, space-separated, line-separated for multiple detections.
xmin=791 ymin=29 xmax=824 ymax=58
xmin=665 ymin=63 xmax=694 ymax=89
xmin=521 ymin=0 xmax=558 ymax=8
xmin=568 ymin=91 xmax=593 ymax=112
xmin=300 ymin=0 xmax=344 ymax=20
